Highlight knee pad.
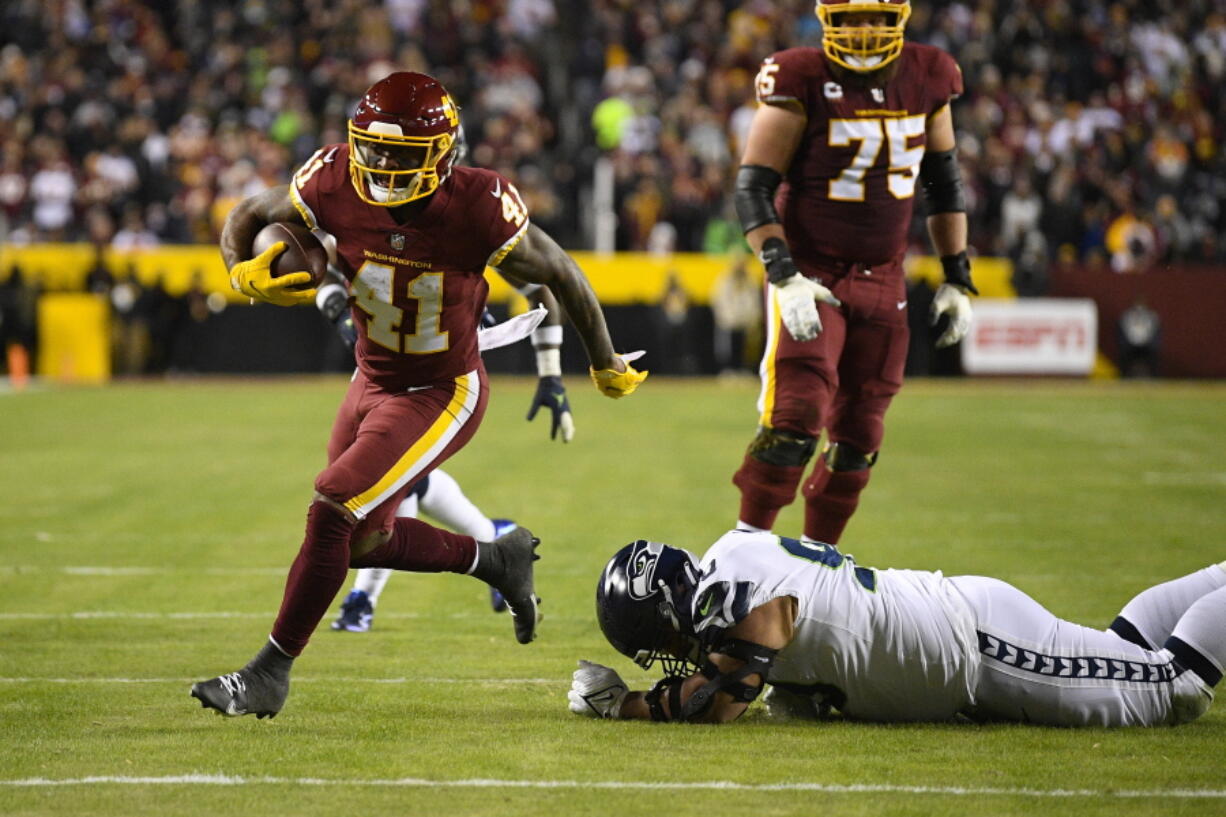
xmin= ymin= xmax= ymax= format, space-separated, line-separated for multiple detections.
xmin=748 ymin=427 xmax=818 ymax=468
xmin=823 ymin=442 xmax=877 ymax=472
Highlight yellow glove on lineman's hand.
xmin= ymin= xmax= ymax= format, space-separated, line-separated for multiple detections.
xmin=590 ymin=351 xmax=648 ymax=399
xmin=229 ymin=242 xmax=317 ymax=307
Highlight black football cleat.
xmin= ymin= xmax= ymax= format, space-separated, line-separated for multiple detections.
xmin=487 ymin=519 xmax=519 ymax=613
xmin=190 ymin=643 xmax=292 ymax=718
xmin=473 ymin=526 xmax=541 ymax=643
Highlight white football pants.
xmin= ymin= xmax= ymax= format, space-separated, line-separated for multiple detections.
xmin=949 ymin=563 xmax=1226 ymax=727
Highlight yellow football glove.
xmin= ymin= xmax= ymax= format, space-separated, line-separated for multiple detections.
xmin=589 ymin=352 xmax=648 ymax=399
xmin=229 ymin=242 xmax=317 ymax=307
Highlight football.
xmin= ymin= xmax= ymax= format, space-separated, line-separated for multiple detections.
xmin=251 ymin=221 xmax=328 ymax=289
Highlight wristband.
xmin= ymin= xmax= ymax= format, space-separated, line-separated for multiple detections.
xmin=535 ymin=348 xmax=562 ymax=377
xmin=315 ymin=283 xmax=349 ymax=323
xmin=939 ymin=251 xmax=978 ymax=295
xmin=531 ymin=325 xmax=563 ymax=347
xmin=759 ymin=237 xmax=799 ymax=285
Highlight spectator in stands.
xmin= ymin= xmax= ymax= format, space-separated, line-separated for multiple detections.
xmin=0 ymin=0 xmax=1221 ymax=275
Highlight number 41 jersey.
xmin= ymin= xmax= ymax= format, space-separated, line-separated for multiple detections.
xmin=692 ymin=530 xmax=980 ymax=721
xmin=290 ymin=144 xmax=530 ymax=390
xmin=755 ymin=43 xmax=962 ymax=268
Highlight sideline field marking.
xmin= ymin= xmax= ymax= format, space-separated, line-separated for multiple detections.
xmin=0 ymin=611 xmax=416 ymax=620
xmin=1 ymin=775 xmax=1224 ymax=799
xmin=0 ymin=676 xmax=559 ymax=685
xmin=1 ymin=566 xmax=290 ymax=576
xmin=0 ymin=611 xmax=581 ymax=621
xmin=1142 ymin=471 xmax=1226 ymax=486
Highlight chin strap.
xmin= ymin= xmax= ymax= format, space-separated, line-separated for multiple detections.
xmin=643 ymin=639 xmax=779 ymax=722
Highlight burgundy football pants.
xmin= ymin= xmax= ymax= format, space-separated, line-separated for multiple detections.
xmin=733 ymin=260 xmax=908 ymax=542
xmin=271 ymin=367 xmax=489 ymax=655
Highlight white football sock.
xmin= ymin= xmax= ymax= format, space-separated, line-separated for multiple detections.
xmin=420 ymin=468 xmax=496 ymax=541
xmin=353 ymin=567 xmax=392 ymax=606
xmin=1116 ymin=564 xmax=1226 ymax=649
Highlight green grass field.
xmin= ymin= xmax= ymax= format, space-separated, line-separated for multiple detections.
xmin=1 ymin=376 xmax=1224 ymax=816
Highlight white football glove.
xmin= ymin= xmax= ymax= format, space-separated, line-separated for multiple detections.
xmin=772 ymin=273 xmax=842 ymax=342
xmin=929 ymin=283 xmax=973 ymax=348
xmin=567 ymin=660 xmax=628 ymax=719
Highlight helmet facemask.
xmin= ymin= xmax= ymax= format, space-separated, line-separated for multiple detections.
xmin=816 ymin=1 xmax=911 ymax=72
xmin=347 ymin=120 xmax=455 ymax=207
xmin=632 ymin=576 xmax=703 ymax=676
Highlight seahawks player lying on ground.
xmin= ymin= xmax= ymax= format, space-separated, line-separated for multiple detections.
xmin=569 ymin=531 xmax=1225 ymax=726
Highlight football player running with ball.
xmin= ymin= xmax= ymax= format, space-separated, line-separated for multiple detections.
xmin=570 ymin=532 xmax=1226 ymax=727
xmin=191 ymin=71 xmax=646 ymax=719
xmin=731 ymin=0 xmax=976 ymax=545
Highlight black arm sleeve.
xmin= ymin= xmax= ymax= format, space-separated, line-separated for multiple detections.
xmin=734 ymin=165 xmax=783 ymax=234
xmin=918 ymin=149 xmax=966 ymax=215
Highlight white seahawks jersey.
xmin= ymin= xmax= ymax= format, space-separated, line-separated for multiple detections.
xmin=691 ymin=530 xmax=980 ymax=721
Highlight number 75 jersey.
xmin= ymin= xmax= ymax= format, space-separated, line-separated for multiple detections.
xmin=692 ymin=530 xmax=980 ymax=721
xmin=755 ymin=43 xmax=962 ymax=267
xmin=290 ymin=144 xmax=530 ymax=390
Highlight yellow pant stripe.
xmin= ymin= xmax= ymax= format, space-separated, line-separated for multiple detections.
xmin=343 ymin=370 xmax=480 ymax=519
xmin=756 ymin=287 xmax=783 ymax=429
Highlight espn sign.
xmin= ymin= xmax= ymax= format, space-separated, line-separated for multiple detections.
xmin=961 ymin=298 xmax=1098 ymax=375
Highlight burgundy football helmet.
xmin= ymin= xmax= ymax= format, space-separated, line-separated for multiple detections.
xmin=348 ymin=71 xmax=461 ymax=206
xmin=815 ymin=0 xmax=912 ymax=72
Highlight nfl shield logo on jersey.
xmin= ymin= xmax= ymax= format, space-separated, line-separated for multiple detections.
xmin=390 ymin=233 xmax=406 ymax=251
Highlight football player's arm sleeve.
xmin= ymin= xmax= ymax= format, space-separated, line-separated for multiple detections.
xmin=918 ymin=148 xmax=964 ymax=215
xmin=734 ymin=164 xmax=783 ymax=235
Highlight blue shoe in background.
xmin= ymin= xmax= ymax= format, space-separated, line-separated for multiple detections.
xmin=330 ymin=589 xmax=374 ymax=632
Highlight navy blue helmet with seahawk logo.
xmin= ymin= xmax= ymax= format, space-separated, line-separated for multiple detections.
xmin=595 ymin=540 xmax=702 ymax=676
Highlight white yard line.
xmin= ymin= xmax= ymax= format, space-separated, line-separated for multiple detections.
xmin=0 ymin=775 xmax=1222 ymax=799
xmin=0 ymin=611 xmax=580 ymax=620
xmin=1142 ymin=471 xmax=1226 ymax=486
xmin=0 ymin=566 xmax=289 ymax=575
xmin=0 ymin=676 xmax=558 ymax=685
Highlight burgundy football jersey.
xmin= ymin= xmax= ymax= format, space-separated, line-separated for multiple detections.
xmin=755 ymin=43 xmax=962 ymax=267
xmin=290 ymin=145 xmax=529 ymax=389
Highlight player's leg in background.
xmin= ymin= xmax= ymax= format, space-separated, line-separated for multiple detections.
xmin=418 ymin=468 xmax=497 ymax=541
xmin=732 ymin=292 xmax=844 ymax=533
xmin=1110 ymin=561 xmax=1226 ymax=649
xmin=801 ymin=272 xmax=907 ymax=544
xmin=950 ymin=574 xmax=1214 ymax=727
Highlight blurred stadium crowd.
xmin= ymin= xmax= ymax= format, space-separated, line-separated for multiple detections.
xmin=1 ymin=0 xmax=1223 ymax=289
